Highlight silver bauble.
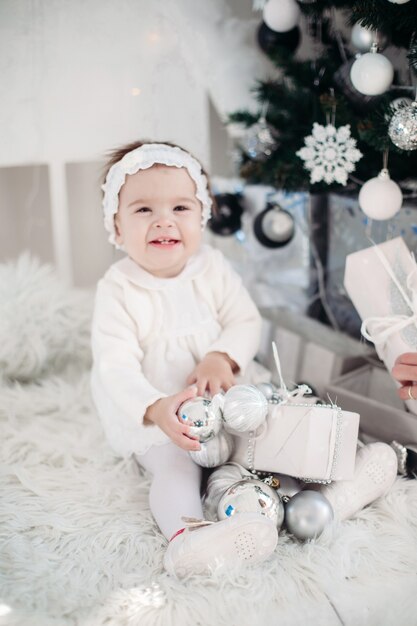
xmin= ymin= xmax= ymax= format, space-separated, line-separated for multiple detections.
xmin=388 ymin=102 xmax=417 ymax=151
xmin=189 ymin=430 xmax=234 ymax=468
xmin=256 ymin=382 xmax=276 ymax=401
xmin=350 ymin=23 xmax=387 ymax=53
xmin=223 ymin=384 xmax=268 ymax=433
xmin=178 ymin=396 xmax=222 ymax=442
xmin=217 ymin=478 xmax=285 ymax=528
xmin=284 ymin=490 xmax=334 ymax=540
xmin=240 ymin=118 xmax=277 ymax=160
xmin=203 ymin=463 xmax=250 ymax=520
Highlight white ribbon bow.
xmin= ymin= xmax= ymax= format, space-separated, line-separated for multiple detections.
xmin=360 ymin=243 xmax=417 ymax=348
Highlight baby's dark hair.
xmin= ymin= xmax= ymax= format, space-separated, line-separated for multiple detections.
xmin=102 ymin=139 xmax=217 ymax=215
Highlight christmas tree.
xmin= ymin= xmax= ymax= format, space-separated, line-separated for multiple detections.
xmin=230 ymin=0 xmax=417 ymax=196
xmin=227 ymin=0 xmax=417 ymax=331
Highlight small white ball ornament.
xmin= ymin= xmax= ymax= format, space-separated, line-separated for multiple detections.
xmin=387 ymin=0 xmax=410 ymax=3
xmin=350 ymin=46 xmax=394 ymax=96
xmin=263 ymin=0 xmax=300 ymax=33
xmin=222 ymin=384 xmax=268 ymax=433
xmin=359 ymin=169 xmax=403 ymax=220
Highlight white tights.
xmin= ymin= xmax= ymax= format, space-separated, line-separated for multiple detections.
xmin=136 ymin=442 xmax=203 ymax=540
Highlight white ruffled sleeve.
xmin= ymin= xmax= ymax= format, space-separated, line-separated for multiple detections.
xmin=90 ymin=277 xmax=168 ymax=456
xmin=205 ymin=250 xmax=262 ymax=375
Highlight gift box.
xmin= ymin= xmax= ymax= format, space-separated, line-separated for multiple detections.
xmin=326 ymin=364 xmax=417 ymax=445
xmin=344 ymin=237 xmax=417 ymax=414
xmin=230 ymin=400 xmax=360 ymax=482
xmin=257 ymin=307 xmax=374 ymax=397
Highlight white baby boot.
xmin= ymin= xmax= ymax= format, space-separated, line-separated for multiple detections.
xmin=163 ymin=512 xmax=278 ymax=578
xmin=320 ymin=442 xmax=398 ymax=521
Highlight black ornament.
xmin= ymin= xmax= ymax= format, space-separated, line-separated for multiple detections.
xmin=253 ymin=204 xmax=295 ymax=248
xmin=257 ymin=21 xmax=300 ymax=56
xmin=208 ymin=193 xmax=244 ymax=237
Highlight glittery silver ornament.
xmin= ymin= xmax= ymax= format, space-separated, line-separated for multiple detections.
xmin=388 ymin=102 xmax=417 ymax=151
xmin=217 ymin=478 xmax=285 ymax=528
xmin=189 ymin=430 xmax=234 ymax=468
xmin=222 ymin=384 xmax=268 ymax=433
xmin=284 ymin=490 xmax=334 ymax=540
xmin=240 ymin=117 xmax=277 ymax=160
xmin=178 ymin=396 xmax=223 ymax=443
xmin=203 ymin=463 xmax=250 ymax=520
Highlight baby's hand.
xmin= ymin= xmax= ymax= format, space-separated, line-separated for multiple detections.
xmin=144 ymin=387 xmax=201 ymax=452
xmin=186 ymin=351 xmax=236 ymax=396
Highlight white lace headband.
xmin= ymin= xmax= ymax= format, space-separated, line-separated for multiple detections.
xmin=102 ymin=143 xmax=213 ymax=247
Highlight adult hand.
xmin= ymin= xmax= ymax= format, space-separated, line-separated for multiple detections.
xmin=392 ymin=352 xmax=417 ymax=401
xmin=186 ymin=351 xmax=237 ymax=396
xmin=144 ymin=386 xmax=201 ymax=451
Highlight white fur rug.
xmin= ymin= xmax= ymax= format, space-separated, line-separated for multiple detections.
xmin=1 ymin=256 xmax=417 ymax=626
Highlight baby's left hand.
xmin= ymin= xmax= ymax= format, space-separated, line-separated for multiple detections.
xmin=186 ymin=351 xmax=237 ymax=396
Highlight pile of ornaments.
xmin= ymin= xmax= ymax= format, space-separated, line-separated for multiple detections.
xmin=178 ymin=383 xmax=334 ymax=541
xmin=177 ymin=384 xmax=270 ymax=468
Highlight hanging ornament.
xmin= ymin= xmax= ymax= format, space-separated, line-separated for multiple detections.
xmin=178 ymin=396 xmax=223 ymax=443
xmin=386 ymin=0 xmax=411 ymax=3
xmin=222 ymin=384 xmax=268 ymax=433
xmin=350 ymin=44 xmax=394 ymax=96
xmin=217 ymin=478 xmax=285 ymax=528
xmin=257 ymin=21 xmax=300 ymax=55
xmin=284 ymin=490 xmax=334 ymax=540
xmin=189 ymin=430 xmax=234 ymax=468
xmin=350 ymin=24 xmax=388 ymax=53
xmin=253 ymin=203 xmax=295 ymax=248
xmin=262 ymin=0 xmax=300 ymax=33
xmin=388 ymin=101 xmax=417 ymax=151
xmin=359 ymin=168 xmax=403 ymax=220
xmin=240 ymin=115 xmax=277 ymax=161
xmin=333 ymin=59 xmax=381 ymax=113
xmin=209 ymin=193 xmax=244 ymax=236
xmin=296 ymin=123 xmax=362 ymax=186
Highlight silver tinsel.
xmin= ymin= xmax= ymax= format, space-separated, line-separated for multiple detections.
xmin=388 ymin=102 xmax=417 ymax=151
xmin=217 ymin=478 xmax=285 ymax=528
xmin=178 ymin=396 xmax=222 ymax=443
xmin=284 ymin=490 xmax=334 ymax=540
xmin=189 ymin=430 xmax=234 ymax=468
xmin=240 ymin=117 xmax=277 ymax=160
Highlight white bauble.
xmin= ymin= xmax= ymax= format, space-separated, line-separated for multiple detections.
xmin=189 ymin=430 xmax=234 ymax=468
xmin=386 ymin=0 xmax=410 ymax=3
xmin=263 ymin=0 xmax=300 ymax=32
xmin=359 ymin=169 xmax=403 ymax=220
xmin=350 ymin=51 xmax=393 ymax=96
xmin=223 ymin=384 xmax=268 ymax=432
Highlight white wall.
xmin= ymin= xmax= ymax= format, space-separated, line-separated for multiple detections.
xmin=0 ymin=0 xmax=270 ymax=286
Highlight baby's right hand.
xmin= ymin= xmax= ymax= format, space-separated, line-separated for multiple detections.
xmin=144 ymin=386 xmax=202 ymax=452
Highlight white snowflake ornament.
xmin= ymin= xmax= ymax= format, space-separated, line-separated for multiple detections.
xmin=297 ymin=123 xmax=362 ymax=186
